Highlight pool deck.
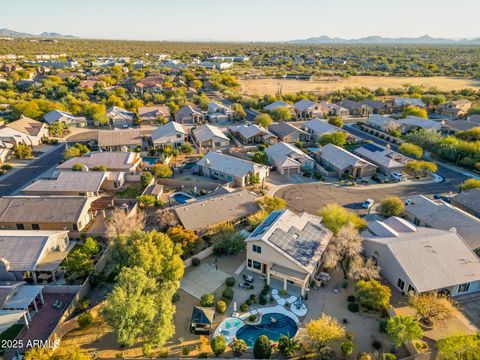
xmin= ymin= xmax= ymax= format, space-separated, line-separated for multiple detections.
xmin=212 ymin=305 xmax=300 ymax=344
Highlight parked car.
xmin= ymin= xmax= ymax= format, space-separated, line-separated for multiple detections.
xmin=372 ymin=175 xmax=384 ymax=184
xmin=433 ymin=194 xmax=452 ymax=203
xmin=390 ymin=172 xmax=407 ymax=182
xmin=362 ymin=199 xmax=374 ymax=209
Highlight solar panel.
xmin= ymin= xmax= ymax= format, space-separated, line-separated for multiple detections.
xmin=363 ymin=143 xmax=383 ymax=152
xmin=251 ymin=211 xmax=282 ymax=237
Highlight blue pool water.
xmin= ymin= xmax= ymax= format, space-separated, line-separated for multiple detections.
xmin=172 ymin=193 xmax=194 ymax=204
xmin=142 ymin=157 xmax=159 ymax=166
xmin=236 ymin=313 xmax=298 ymax=347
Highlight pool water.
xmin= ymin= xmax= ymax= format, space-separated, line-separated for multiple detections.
xmin=142 ymin=157 xmax=159 ymax=166
xmin=172 ymin=193 xmax=194 ymax=204
xmin=236 ymin=313 xmax=298 ymax=347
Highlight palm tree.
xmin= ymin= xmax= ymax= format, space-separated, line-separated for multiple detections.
xmin=277 ymin=335 xmax=299 ymax=357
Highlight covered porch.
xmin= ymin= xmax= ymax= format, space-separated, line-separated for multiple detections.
xmin=2 ymin=285 xmax=45 ymax=321
xmin=267 ymin=264 xmax=310 ymax=297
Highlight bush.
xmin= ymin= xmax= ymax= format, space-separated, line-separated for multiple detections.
xmin=240 ymin=303 xmax=249 ymax=312
xmin=232 ymin=339 xmax=247 ymax=355
xmin=249 ymin=314 xmax=257 ymax=322
xmin=140 ymin=172 xmax=153 ymax=188
xmin=225 ymin=277 xmax=235 ymax=287
xmin=246 ymin=299 xmax=252 ymax=306
xmin=182 ymin=347 xmax=190 ymax=356
xmin=216 ymin=300 xmax=227 ymax=313
xmin=357 ymin=353 xmax=372 ymax=360
xmin=222 ymin=287 xmax=233 ymax=301
xmin=77 ymin=311 xmax=93 ymax=329
xmin=379 ymin=320 xmax=388 ymax=333
xmin=347 ymin=295 xmax=356 ymax=302
xmin=210 ymin=335 xmax=227 ymax=356
xmin=261 ymin=285 xmax=270 ymax=296
xmin=341 ymin=340 xmax=354 ymax=356
xmin=348 ymin=302 xmax=359 ymax=313
xmin=198 ymin=352 xmax=208 ymax=358
xmin=1 ymin=164 xmax=12 ymax=170
xmin=200 ymin=293 xmax=215 ymax=307
xmin=254 ymin=335 xmax=272 ymax=359
xmin=259 ymin=295 xmax=267 ymax=305
xmin=372 ymin=340 xmax=383 ymax=350
xmin=250 ymin=294 xmax=257 ymax=302
xmin=383 ymin=354 xmax=396 ymax=360
xmin=379 ymin=196 xmax=405 ymax=217
xmin=191 ymin=257 xmax=200 ymax=266
xmin=151 ymin=163 xmax=173 ymax=178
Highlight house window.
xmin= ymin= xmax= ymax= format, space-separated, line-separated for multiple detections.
xmin=16 ymin=224 xmax=24 ymax=230
xmin=215 ymin=142 xmax=221 ymax=147
xmin=32 ymin=224 xmax=40 ymax=230
xmin=458 ymin=283 xmax=470 ymax=293
xmin=252 ymin=245 xmax=262 ymax=254
xmin=247 ymin=259 xmax=262 ymax=270
xmin=176 ymin=134 xmax=182 ymax=138
xmin=397 ymin=278 xmax=405 ymax=290
xmin=407 ymin=285 xmax=415 ymax=294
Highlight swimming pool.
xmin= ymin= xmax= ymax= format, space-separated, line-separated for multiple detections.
xmin=171 ymin=192 xmax=194 ymax=204
xmin=142 ymin=157 xmax=159 ymax=166
xmin=236 ymin=313 xmax=298 ymax=347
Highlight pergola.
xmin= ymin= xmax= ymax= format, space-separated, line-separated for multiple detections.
xmin=2 ymin=285 xmax=44 ymax=321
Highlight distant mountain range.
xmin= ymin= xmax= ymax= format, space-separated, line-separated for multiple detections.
xmin=288 ymin=35 xmax=480 ymax=45
xmin=0 ymin=28 xmax=76 ymax=39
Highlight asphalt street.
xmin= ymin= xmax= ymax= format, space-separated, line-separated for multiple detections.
xmin=0 ymin=144 xmax=66 ymax=196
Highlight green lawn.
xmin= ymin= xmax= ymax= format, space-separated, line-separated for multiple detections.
xmin=0 ymin=324 xmax=24 ymax=354
xmin=116 ymin=184 xmax=144 ymax=199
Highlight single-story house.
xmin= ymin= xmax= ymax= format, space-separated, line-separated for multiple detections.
xmin=392 ymin=97 xmax=425 ymax=112
xmin=404 ymin=195 xmax=480 ymax=255
xmin=192 ymin=124 xmax=230 ymax=151
xmin=366 ymin=114 xmax=396 ymax=133
xmin=106 ymin=106 xmax=135 ymax=128
xmin=264 ymin=142 xmax=314 ymax=175
xmin=360 ymin=99 xmax=387 ymax=114
xmin=301 ymin=119 xmax=344 ymax=141
xmin=159 ymin=189 xmax=260 ymax=233
xmin=451 ymin=188 xmax=480 ymax=218
xmin=97 ymin=128 xmax=143 ymax=151
xmin=21 ymin=171 xmax=121 ymax=196
xmin=0 ymin=282 xmax=45 ymax=327
xmin=133 ymin=75 xmax=164 ymax=94
xmin=175 ymin=105 xmax=205 ymax=124
xmin=264 ymin=101 xmax=293 ymax=113
xmin=268 ymin=122 xmax=309 ymax=143
xmin=196 ymin=151 xmax=269 ymax=187
xmin=354 ymin=143 xmax=411 ymax=175
xmin=293 ymin=99 xmax=325 ymax=119
xmin=398 ymin=116 xmax=443 ymax=133
xmin=0 ymin=196 xmax=98 ymax=233
xmin=0 ymin=230 xmax=71 ymax=284
xmin=207 ymin=102 xmax=234 ymax=122
xmin=43 ymin=110 xmax=87 ymax=127
xmin=363 ymin=216 xmax=480 ymax=297
xmin=56 ymin=151 xmax=141 ymax=173
xmin=0 ymin=116 xmax=48 ymax=148
xmin=318 ymin=143 xmax=377 ymax=178
xmin=137 ymin=106 xmax=171 ymax=125
xmin=151 ymin=121 xmax=186 ymax=148
xmin=229 ymin=124 xmax=277 ymax=145
xmin=338 ymin=100 xmax=373 ymax=117
xmin=318 ymin=101 xmax=350 ymax=117
xmin=245 ymin=209 xmax=332 ymax=296
xmin=442 ymin=119 xmax=480 ymax=134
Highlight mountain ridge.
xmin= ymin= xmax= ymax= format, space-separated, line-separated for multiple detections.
xmin=288 ymin=35 xmax=480 ymax=45
xmin=0 ymin=28 xmax=76 ymax=38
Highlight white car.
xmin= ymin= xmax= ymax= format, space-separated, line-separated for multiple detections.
xmin=390 ymin=173 xmax=406 ymax=182
xmin=362 ymin=199 xmax=374 ymax=209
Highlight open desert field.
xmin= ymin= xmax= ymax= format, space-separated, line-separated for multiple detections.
xmin=239 ymin=76 xmax=480 ymax=95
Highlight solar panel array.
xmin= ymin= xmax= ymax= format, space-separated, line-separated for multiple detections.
xmin=251 ymin=211 xmax=282 ymax=237
xmin=269 ymin=223 xmax=328 ymax=266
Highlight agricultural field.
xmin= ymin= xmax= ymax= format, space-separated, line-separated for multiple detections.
xmin=239 ymin=76 xmax=480 ymax=96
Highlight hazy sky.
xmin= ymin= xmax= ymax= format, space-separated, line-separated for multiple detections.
xmin=2 ymin=0 xmax=479 ymax=41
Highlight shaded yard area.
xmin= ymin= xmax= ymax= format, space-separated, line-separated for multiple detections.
xmin=116 ymin=183 xmax=143 ymax=199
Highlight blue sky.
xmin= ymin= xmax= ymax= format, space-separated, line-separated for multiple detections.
xmin=2 ymin=0 xmax=479 ymax=41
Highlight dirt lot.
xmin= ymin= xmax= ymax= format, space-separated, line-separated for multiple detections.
xmin=239 ymin=76 xmax=480 ymax=95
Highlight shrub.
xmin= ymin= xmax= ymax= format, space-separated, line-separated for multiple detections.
xmin=347 ymin=295 xmax=356 ymax=302
xmin=222 ymin=287 xmax=233 ymax=301
xmin=151 ymin=163 xmax=173 ymax=178
xmin=240 ymin=303 xmax=249 ymax=312
xmin=225 ymin=277 xmax=235 ymax=287
xmin=355 ymin=279 xmax=391 ymax=311
xmin=72 ymin=163 xmax=84 ymax=171
xmin=341 ymin=340 xmax=354 ymax=356
xmin=383 ymin=354 xmax=396 ymax=360
xmin=357 ymin=353 xmax=373 ymax=360
xmin=379 ymin=196 xmax=405 ymax=217
xmin=1 ymin=164 xmax=12 ymax=170
xmin=182 ymin=347 xmax=190 ymax=356
xmin=191 ymin=257 xmax=200 ymax=266
xmin=77 ymin=311 xmax=94 ymax=329
xmin=246 ymin=299 xmax=252 ymax=306
xmin=210 ymin=335 xmax=227 ymax=356
xmin=140 ymin=172 xmax=153 ymax=188
xmin=200 ymin=293 xmax=215 ymax=307
xmin=216 ymin=300 xmax=227 ymax=314
xmin=198 ymin=352 xmax=208 ymax=358
xmin=249 ymin=314 xmax=257 ymax=322
xmin=379 ymin=320 xmax=388 ymax=333
xmin=232 ymin=339 xmax=247 ymax=355
xmin=348 ymin=302 xmax=359 ymax=313
xmin=254 ymin=335 xmax=272 ymax=359
xmin=259 ymin=295 xmax=267 ymax=305
xmin=250 ymin=294 xmax=257 ymax=302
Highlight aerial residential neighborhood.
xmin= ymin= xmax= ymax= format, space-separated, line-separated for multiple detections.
xmin=0 ymin=1 xmax=479 ymax=360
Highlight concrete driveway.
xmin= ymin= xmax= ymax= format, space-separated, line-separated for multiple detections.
xmin=180 ymin=263 xmax=230 ymax=299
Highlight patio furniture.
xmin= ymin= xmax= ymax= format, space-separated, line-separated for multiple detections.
xmin=244 ymin=274 xmax=254 ymax=283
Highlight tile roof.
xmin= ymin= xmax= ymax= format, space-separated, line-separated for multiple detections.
xmin=320 ymin=143 xmax=377 ymax=170
xmin=22 ymin=171 xmax=106 ymax=194
xmin=193 ymin=124 xmax=229 ymax=143
xmin=452 ymin=188 xmax=480 ymax=215
xmin=230 ymin=124 xmax=275 ymax=140
xmin=269 ymin=122 xmax=307 ymax=138
xmin=354 ymin=143 xmax=410 ymax=168
xmin=57 ymin=151 xmax=140 ymax=171
xmin=302 ymin=119 xmax=341 ymax=136
xmin=5 ymin=117 xmax=45 ymax=137
xmin=43 ymin=110 xmax=86 ymax=125
xmin=264 ymin=142 xmax=313 ymax=168
xmin=151 ymin=121 xmax=186 ymax=143
xmin=197 ymin=151 xmax=267 ymax=178
xmin=264 ymin=100 xmax=291 ymax=112
xmin=98 ymin=129 xmax=142 ymax=147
